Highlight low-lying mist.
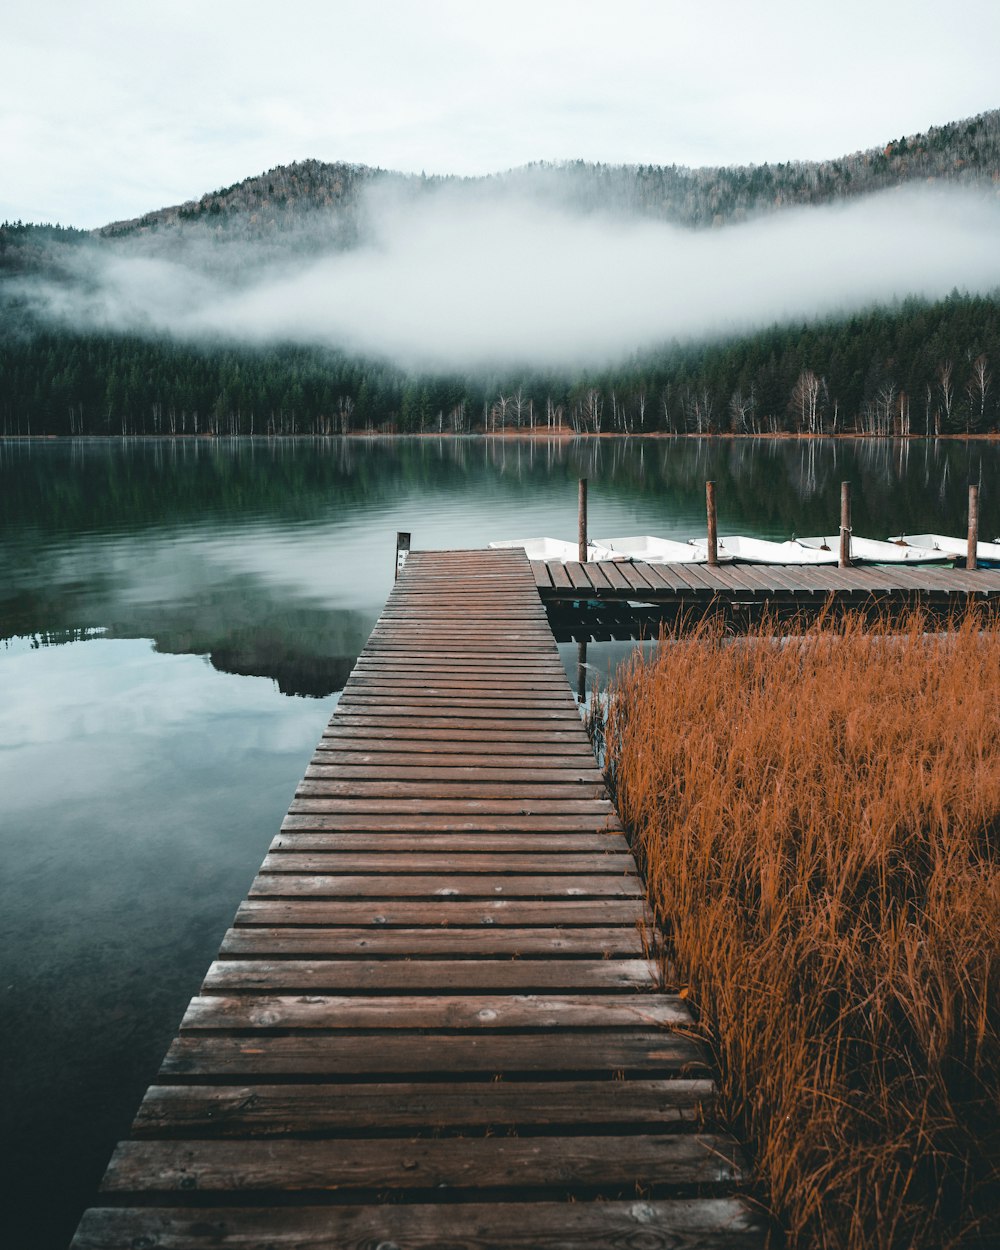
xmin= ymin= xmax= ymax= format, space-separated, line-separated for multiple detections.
xmin=13 ymin=183 xmax=1000 ymax=370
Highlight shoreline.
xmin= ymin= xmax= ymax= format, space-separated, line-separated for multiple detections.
xmin=5 ymin=430 xmax=1000 ymax=443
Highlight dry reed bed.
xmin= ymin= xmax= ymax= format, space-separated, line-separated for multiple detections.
xmin=600 ymin=609 xmax=999 ymax=1250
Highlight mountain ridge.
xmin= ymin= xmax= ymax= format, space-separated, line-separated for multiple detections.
xmin=94 ymin=107 xmax=1000 ymax=240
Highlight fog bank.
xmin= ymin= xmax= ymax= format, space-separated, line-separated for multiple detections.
xmin=16 ymin=184 xmax=1000 ymax=370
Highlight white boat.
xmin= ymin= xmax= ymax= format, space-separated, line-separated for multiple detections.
xmin=593 ymin=535 xmax=730 ymax=564
xmin=888 ymin=533 xmax=1000 ymax=563
xmin=488 ymin=537 xmax=621 ymax=562
xmin=688 ymin=535 xmax=838 ymax=564
xmin=799 ymin=535 xmax=949 ymax=564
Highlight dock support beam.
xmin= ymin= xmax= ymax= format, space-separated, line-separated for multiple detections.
xmin=395 ymin=531 xmax=410 ymax=580
xmin=968 ymin=484 xmax=980 ymax=571
xmin=578 ymin=479 xmax=588 ymax=563
xmin=839 ymin=482 xmax=852 ymax=568
xmin=706 ymin=481 xmax=718 ymax=567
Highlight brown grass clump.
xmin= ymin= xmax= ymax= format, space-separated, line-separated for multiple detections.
xmin=602 ymin=608 xmax=999 ymax=1250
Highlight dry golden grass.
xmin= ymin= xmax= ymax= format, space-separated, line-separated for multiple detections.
xmin=600 ymin=608 xmax=999 ymax=1250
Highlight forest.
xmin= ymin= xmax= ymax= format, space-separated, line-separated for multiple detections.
xmin=2 ymin=108 xmax=999 ymax=438
xmin=0 ymin=291 xmax=996 ymax=438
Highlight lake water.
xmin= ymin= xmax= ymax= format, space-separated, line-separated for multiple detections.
xmin=1 ymin=434 xmax=995 ymax=1248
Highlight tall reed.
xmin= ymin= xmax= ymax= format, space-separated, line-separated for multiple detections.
xmin=602 ymin=608 xmax=999 ymax=1250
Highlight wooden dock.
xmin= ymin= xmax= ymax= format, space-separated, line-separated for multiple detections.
xmin=72 ymin=548 xmax=764 ymax=1249
xmin=533 ymin=557 xmax=1000 ymax=639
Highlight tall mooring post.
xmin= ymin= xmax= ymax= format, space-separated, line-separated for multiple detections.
xmin=706 ymin=480 xmax=718 ymax=567
xmin=968 ymin=484 xmax=980 ymax=571
xmin=839 ymin=482 xmax=852 ymax=568
xmin=578 ymin=478 xmax=588 ymax=563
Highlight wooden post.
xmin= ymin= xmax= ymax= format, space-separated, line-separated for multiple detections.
xmin=576 ymin=638 xmax=588 ymax=705
xmin=839 ymin=481 xmax=852 ymax=568
xmin=706 ymin=481 xmax=718 ymax=567
xmin=968 ymin=484 xmax=980 ymax=571
xmin=395 ymin=531 xmax=410 ymax=580
xmin=578 ymin=478 xmax=588 ymax=563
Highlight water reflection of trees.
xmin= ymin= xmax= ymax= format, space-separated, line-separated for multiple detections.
xmin=3 ymin=434 xmax=997 ymax=539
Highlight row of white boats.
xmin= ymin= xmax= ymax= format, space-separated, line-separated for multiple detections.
xmin=489 ymin=533 xmax=1000 ymax=566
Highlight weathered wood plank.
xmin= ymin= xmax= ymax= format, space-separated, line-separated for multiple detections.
xmin=279 ymin=814 xmax=625 ymax=833
xmin=260 ymin=852 xmax=634 ymax=874
xmin=303 ymin=763 xmax=607 ymax=782
xmin=292 ymin=782 xmax=610 ymax=803
xmin=234 ymin=898 xmax=654 ymax=927
xmin=286 ymin=798 xmax=617 ymax=816
xmin=73 ymin=1198 xmax=766 ymax=1249
xmin=319 ymin=727 xmax=593 ymax=746
xmin=270 ymin=832 xmax=630 ymax=853
xmin=218 ymin=926 xmax=650 ymax=960
xmin=249 ymin=873 xmax=640 ymax=898
xmin=181 ymin=992 xmax=688 ymax=1031
xmin=133 ymin=1078 xmax=718 ymax=1136
xmin=161 ymin=1030 xmax=704 ymax=1077
xmin=101 ymin=1134 xmax=745 ymax=1194
xmin=200 ymin=957 xmax=659 ymax=993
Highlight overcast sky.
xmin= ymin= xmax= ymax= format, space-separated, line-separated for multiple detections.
xmin=4 ymin=0 xmax=999 ymax=229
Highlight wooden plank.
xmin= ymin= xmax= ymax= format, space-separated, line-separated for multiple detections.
xmin=261 ymin=852 xmax=632 ymax=874
xmin=529 ymin=558 xmax=553 ymax=588
xmin=635 ymin=563 xmax=689 ymax=595
xmin=583 ymin=560 xmax=614 ymax=591
xmin=327 ymin=708 xmax=585 ymax=723
xmin=199 ymin=958 xmax=658 ymax=994
xmin=292 ymin=782 xmax=609 ymax=803
xmin=303 ymin=764 xmax=606 ymax=783
xmin=234 ymin=898 xmax=654 ymax=927
xmin=720 ymin=563 xmax=774 ymax=595
xmin=161 ymin=1031 xmax=703 ymax=1077
xmin=285 ymin=799 xmax=618 ymax=816
xmin=270 ymin=835 xmax=630 ymax=855
xmin=216 ymin=928 xmax=653 ymax=959
xmin=345 ymin=675 xmax=573 ymax=689
xmin=73 ymin=1198 xmax=765 ymax=1248
xmin=321 ymin=725 xmax=592 ymax=743
xmin=249 ymin=873 xmax=640 ymax=898
xmin=181 ymin=992 xmax=688 ymax=1030
xmin=564 ymin=561 xmax=596 ymax=592
xmin=336 ymin=695 xmax=581 ymax=713
xmin=665 ymin=562 xmax=716 ymax=595
xmin=101 ymin=1133 xmax=744 ymax=1194
xmin=598 ymin=561 xmax=635 ymax=592
xmin=278 ymin=814 xmax=626 ymax=832
xmin=616 ymin=563 xmax=659 ymax=594
xmin=260 ymin=852 xmax=634 ymax=874
xmin=315 ymin=735 xmax=596 ymax=755
xmin=133 ymin=1078 xmax=718 ymax=1135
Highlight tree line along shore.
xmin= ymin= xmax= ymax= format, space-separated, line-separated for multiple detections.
xmin=1 ymin=292 xmax=997 ymax=439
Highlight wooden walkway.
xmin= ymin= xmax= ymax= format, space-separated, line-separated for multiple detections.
xmin=533 ymin=557 xmax=1000 ymax=603
xmin=72 ymin=549 xmax=764 ymax=1248
xmin=534 ymin=557 xmax=1000 ymax=640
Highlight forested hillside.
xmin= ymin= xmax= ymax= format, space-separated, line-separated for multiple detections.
xmin=1 ymin=293 xmax=996 ymax=438
xmin=2 ymin=109 xmax=999 ymax=437
xmin=94 ymin=107 xmax=1000 ymax=236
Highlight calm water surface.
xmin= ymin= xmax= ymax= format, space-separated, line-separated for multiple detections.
xmin=1 ymin=435 xmax=995 ymax=1248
